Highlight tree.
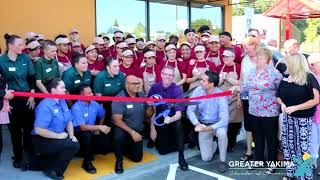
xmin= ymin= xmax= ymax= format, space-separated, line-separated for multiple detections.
xmin=133 ymin=22 xmax=145 ymax=38
xmin=191 ymin=19 xmax=213 ymax=32
xmin=113 ymin=20 xmax=119 ymax=27
xmin=232 ymin=0 xmax=276 ymax=16
xmin=304 ymin=19 xmax=320 ymax=43
xmin=292 ymin=20 xmax=307 ymax=42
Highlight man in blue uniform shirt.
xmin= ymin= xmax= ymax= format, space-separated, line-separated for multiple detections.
xmin=72 ymin=85 xmax=112 ymax=174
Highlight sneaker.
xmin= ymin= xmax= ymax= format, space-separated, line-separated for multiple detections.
xmin=82 ymin=161 xmax=97 ymax=174
xmin=217 ymin=161 xmax=229 ymax=173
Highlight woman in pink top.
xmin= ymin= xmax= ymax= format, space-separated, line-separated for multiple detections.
xmin=308 ymin=53 xmax=320 ymax=171
xmin=0 ymin=76 xmax=14 ymax=160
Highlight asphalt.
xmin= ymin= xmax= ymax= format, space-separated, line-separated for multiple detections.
xmin=1 ymin=125 xmax=320 ymax=180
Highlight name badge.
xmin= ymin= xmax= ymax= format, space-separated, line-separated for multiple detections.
xmin=105 ymin=84 xmax=111 ymax=87
xmin=46 ymin=68 xmax=52 ymax=73
xmin=22 ymin=64 xmax=27 ymax=66
xmin=84 ymin=113 xmax=88 ymax=117
xmin=74 ymin=80 xmax=81 ymax=84
xmin=9 ymin=67 xmax=16 ymax=72
xmin=54 ymin=109 xmax=59 ymax=113
xmin=127 ymin=104 xmax=133 ymax=109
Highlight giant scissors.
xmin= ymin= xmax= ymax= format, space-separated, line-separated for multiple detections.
xmin=149 ymin=87 xmax=200 ymax=126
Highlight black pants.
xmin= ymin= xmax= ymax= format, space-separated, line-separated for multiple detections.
xmin=75 ymin=131 xmax=112 ymax=162
xmin=251 ymin=116 xmax=279 ymax=161
xmin=242 ymin=100 xmax=253 ymax=132
xmin=8 ymin=97 xmax=34 ymax=160
xmin=103 ymin=102 xmax=112 ymax=126
xmin=227 ymin=122 xmax=242 ymax=149
xmin=155 ymin=119 xmax=185 ymax=155
xmin=0 ymin=125 xmax=2 ymax=156
xmin=113 ymin=127 xmax=143 ymax=162
xmin=32 ymin=135 xmax=79 ymax=176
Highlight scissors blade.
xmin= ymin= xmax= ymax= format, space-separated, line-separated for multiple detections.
xmin=171 ymin=101 xmax=201 ymax=107
xmin=182 ymin=86 xmax=198 ymax=98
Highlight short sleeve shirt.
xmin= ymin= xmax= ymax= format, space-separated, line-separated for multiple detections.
xmin=62 ymin=67 xmax=92 ymax=94
xmin=277 ymin=73 xmax=320 ymax=117
xmin=88 ymin=60 xmax=105 ymax=72
xmin=148 ymin=82 xmax=185 ymax=116
xmin=112 ymin=90 xmax=147 ymax=132
xmin=0 ymin=53 xmax=35 ymax=91
xmin=71 ymin=100 xmax=105 ymax=131
xmin=93 ymin=70 xmax=125 ymax=96
xmin=32 ymin=99 xmax=71 ymax=135
xmin=34 ymin=57 xmax=60 ymax=84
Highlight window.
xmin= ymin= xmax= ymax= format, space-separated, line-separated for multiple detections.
xmin=96 ymin=0 xmax=224 ymax=40
xmin=191 ymin=3 xmax=223 ymax=34
xmin=96 ymin=0 xmax=146 ymax=40
xmin=149 ymin=1 xmax=188 ymax=40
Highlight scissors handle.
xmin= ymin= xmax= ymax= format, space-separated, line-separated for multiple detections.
xmin=152 ymin=109 xmax=170 ymax=126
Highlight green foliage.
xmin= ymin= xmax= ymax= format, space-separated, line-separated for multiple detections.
xmin=292 ymin=20 xmax=307 ymax=42
xmin=133 ymin=22 xmax=145 ymax=38
xmin=113 ymin=20 xmax=119 ymax=27
xmin=191 ymin=19 xmax=213 ymax=32
xmin=232 ymin=0 xmax=276 ymax=16
xmin=304 ymin=19 xmax=320 ymax=43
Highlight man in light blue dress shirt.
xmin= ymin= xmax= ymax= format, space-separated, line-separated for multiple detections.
xmin=187 ymin=70 xmax=229 ymax=173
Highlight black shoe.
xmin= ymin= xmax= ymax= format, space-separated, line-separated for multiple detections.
xmin=12 ymin=159 xmax=21 ymax=169
xmin=188 ymin=142 xmax=195 ymax=149
xmin=178 ymin=154 xmax=189 ymax=171
xmin=82 ymin=161 xmax=97 ymax=174
xmin=147 ymin=140 xmax=154 ymax=149
xmin=227 ymin=147 xmax=235 ymax=152
xmin=115 ymin=160 xmax=123 ymax=174
xmin=43 ymin=170 xmax=63 ymax=180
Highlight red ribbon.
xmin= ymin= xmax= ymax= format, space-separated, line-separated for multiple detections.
xmin=12 ymin=91 xmax=232 ymax=103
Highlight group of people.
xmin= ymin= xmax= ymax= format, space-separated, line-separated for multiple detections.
xmin=0 ymin=25 xmax=319 ymax=180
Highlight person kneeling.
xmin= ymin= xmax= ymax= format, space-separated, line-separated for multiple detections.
xmin=71 ymin=85 xmax=112 ymax=174
xmin=31 ymin=78 xmax=80 ymax=180
xmin=112 ymin=75 xmax=153 ymax=174
xmin=187 ymin=71 xmax=229 ymax=173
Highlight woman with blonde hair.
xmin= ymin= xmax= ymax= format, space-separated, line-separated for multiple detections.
xmin=277 ymin=53 xmax=320 ymax=180
xmin=238 ymin=37 xmax=260 ymax=161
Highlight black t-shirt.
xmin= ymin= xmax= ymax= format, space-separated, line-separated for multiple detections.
xmin=276 ymin=62 xmax=287 ymax=76
xmin=276 ymin=73 xmax=320 ymax=117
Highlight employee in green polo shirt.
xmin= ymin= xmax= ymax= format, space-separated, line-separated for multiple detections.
xmin=62 ymin=54 xmax=91 ymax=94
xmin=94 ymin=58 xmax=125 ymax=125
xmin=35 ymin=40 xmax=60 ymax=94
xmin=0 ymin=34 xmax=36 ymax=168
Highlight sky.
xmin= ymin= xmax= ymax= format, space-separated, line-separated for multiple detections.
xmin=96 ymin=0 xmax=222 ymax=36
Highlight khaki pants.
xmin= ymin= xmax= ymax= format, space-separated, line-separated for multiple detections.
xmin=198 ymin=127 xmax=228 ymax=162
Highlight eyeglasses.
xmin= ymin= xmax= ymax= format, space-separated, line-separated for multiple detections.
xmin=127 ymin=82 xmax=141 ymax=86
xmin=222 ymin=55 xmax=233 ymax=58
xmin=249 ymin=34 xmax=256 ymax=38
xmin=161 ymin=72 xmax=174 ymax=77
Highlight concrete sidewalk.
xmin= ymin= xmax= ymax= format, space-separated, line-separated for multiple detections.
xmin=1 ymin=125 xmax=320 ymax=180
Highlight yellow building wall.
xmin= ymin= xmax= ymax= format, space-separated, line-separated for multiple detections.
xmin=0 ymin=0 xmax=95 ymax=51
xmin=0 ymin=0 xmax=232 ymax=51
